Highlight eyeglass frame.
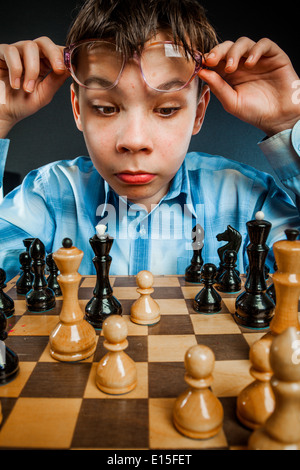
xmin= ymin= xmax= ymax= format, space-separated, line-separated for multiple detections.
xmin=63 ymin=39 xmax=203 ymax=92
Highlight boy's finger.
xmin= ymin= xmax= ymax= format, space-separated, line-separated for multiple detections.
xmin=198 ymin=68 xmax=237 ymax=114
xmin=37 ymin=68 xmax=70 ymax=107
xmin=244 ymin=38 xmax=285 ymax=66
xmin=205 ymin=37 xmax=256 ymax=72
xmin=22 ymin=41 xmax=42 ymax=93
xmin=34 ymin=37 xmax=66 ymax=74
xmin=221 ymin=37 xmax=256 ymax=72
xmin=204 ymin=40 xmax=234 ymax=65
xmin=0 ymin=44 xmax=23 ymax=89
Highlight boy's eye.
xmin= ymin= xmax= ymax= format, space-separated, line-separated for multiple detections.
xmin=156 ymin=107 xmax=180 ymax=116
xmin=93 ymin=106 xmax=118 ymax=116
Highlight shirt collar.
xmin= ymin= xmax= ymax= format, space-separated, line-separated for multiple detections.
xmin=162 ymin=159 xmax=197 ymax=217
xmin=99 ymin=159 xmax=197 ymax=218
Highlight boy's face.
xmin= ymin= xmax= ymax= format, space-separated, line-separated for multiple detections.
xmin=70 ymin=35 xmax=210 ymax=211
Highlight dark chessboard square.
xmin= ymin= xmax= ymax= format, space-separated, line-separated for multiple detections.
xmin=116 ymin=299 xmax=132 ymax=315
xmin=77 ymin=287 xmax=93 ymax=300
xmin=148 ymin=362 xmax=186 ymax=398
xmin=148 ymin=315 xmax=194 ymax=336
xmin=113 ymin=276 xmax=137 ymax=287
xmin=219 ymin=396 xmax=251 ymax=448
xmin=0 ymin=397 xmax=17 ymax=428
xmin=5 ymin=336 xmax=50 ymax=362
xmin=6 ymin=315 xmax=22 ymax=331
xmin=20 ymin=362 xmax=92 ymax=398
xmin=4 ymin=287 xmax=18 ymax=301
xmin=195 ymin=334 xmax=250 ymax=361
xmin=72 ymin=398 xmax=149 ymax=448
xmin=152 ymin=287 xmax=183 ymax=299
xmin=95 ymin=335 xmax=148 ymax=362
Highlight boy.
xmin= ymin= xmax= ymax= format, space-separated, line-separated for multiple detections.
xmin=0 ymin=0 xmax=299 ymax=281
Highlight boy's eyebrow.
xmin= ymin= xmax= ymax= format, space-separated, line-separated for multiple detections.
xmin=84 ymin=76 xmax=114 ymax=88
xmin=84 ymin=77 xmax=187 ymax=93
xmin=156 ymin=79 xmax=186 ymax=91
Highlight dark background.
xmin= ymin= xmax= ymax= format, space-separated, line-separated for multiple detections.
xmin=1 ymin=0 xmax=299 ymax=195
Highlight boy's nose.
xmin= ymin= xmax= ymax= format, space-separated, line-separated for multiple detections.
xmin=116 ymin=112 xmax=154 ymax=154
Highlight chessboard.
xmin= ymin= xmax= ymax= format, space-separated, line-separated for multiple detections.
xmin=0 ymin=274 xmax=267 ymax=451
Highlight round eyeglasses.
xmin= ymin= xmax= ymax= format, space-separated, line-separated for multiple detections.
xmin=64 ymin=40 xmax=203 ymax=93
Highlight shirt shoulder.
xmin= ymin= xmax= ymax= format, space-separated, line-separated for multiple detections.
xmin=185 ymin=151 xmax=268 ymax=180
xmin=183 ymin=151 xmax=288 ymax=213
xmin=32 ymin=156 xmax=104 ymax=195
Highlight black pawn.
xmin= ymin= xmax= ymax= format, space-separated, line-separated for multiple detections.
xmin=23 ymin=237 xmax=35 ymax=273
xmin=16 ymin=251 xmax=34 ymax=294
xmin=85 ymin=231 xmax=122 ymax=329
xmin=216 ymin=250 xmax=241 ymax=293
xmin=0 ymin=304 xmax=19 ymax=384
xmin=46 ymin=253 xmax=62 ymax=296
xmin=185 ymin=224 xmax=205 ymax=283
xmin=285 ymin=228 xmax=299 ymax=241
xmin=0 ymin=268 xmax=14 ymax=318
xmin=193 ymin=263 xmax=222 ymax=314
xmin=26 ymin=239 xmax=56 ymax=312
xmin=234 ymin=214 xmax=275 ymax=329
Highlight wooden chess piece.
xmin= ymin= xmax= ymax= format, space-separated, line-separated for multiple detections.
xmin=216 ymin=225 xmax=242 ymax=282
xmin=130 ymin=270 xmax=160 ymax=325
xmin=268 ymin=239 xmax=300 ymax=336
xmin=266 ymin=229 xmax=299 ymax=304
xmin=215 ymin=249 xmax=241 ymax=293
xmin=0 ymin=268 xmax=14 ymax=318
xmin=16 ymin=251 xmax=34 ymax=294
xmin=173 ymin=344 xmax=224 ymax=439
xmin=49 ymin=238 xmax=96 ymax=362
xmin=185 ymin=224 xmax=204 ymax=283
xmin=95 ymin=315 xmax=137 ymax=394
xmin=235 ymin=212 xmax=275 ymax=329
xmin=193 ymin=263 xmax=222 ymax=314
xmin=26 ymin=238 xmax=56 ymax=312
xmin=0 ymin=301 xmax=19 ymax=384
xmin=46 ymin=253 xmax=62 ymax=296
xmin=85 ymin=224 xmax=122 ymax=330
xmin=248 ymin=327 xmax=300 ymax=450
xmin=236 ymin=335 xmax=275 ymax=429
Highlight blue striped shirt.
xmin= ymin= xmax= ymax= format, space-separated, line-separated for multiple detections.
xmin=0 ymin=121 xmax=300 ymax=282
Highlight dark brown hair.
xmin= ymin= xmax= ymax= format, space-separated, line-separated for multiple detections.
xmin=66 ymin=0 xmax=218 ymax=57
xmin=66 ymin=0 xmax=218 ymax=96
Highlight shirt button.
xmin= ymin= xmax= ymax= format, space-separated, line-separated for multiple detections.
xmin=140 ymin=227 xmax=147 ymax=236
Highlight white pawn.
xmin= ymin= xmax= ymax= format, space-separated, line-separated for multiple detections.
xmin=236 ymin=335 xmax=275 ymax=429
xmin=173 ymin=344 xmax=224 ymax=439
xmin=130 ymin=270 xmax=160 ymax=325
xmin=95 ymin=315 xmax=137 ymax=395
xmin=248 ymin=327 xmax=300 ymax=450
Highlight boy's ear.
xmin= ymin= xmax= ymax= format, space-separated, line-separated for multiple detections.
xmin=192 ymin=85 xmax=210 ymax=135
xmin=70 ymin=84 xmax=83 ymax=132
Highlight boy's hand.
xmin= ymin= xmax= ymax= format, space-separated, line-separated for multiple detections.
xmin=0 ymin=37 xmax=70 ymax=138
xmin=198 ymin=37 xmax=300 ymax=136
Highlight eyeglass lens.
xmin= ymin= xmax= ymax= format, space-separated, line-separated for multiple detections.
xmin=70 ymin=41 xmax=198 ymax=91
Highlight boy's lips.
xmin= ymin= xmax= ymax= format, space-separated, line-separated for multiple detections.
xmin=115 ymin=172 xmax=156 ymax=184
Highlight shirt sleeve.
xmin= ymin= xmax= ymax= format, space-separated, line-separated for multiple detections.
xmin=258 ymin=120 xmax=300 ymax=197
xmin=0 ymin=139 xmax=10 ymax=202
xmin=0 ymin=162 xmax=55 ymax=282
